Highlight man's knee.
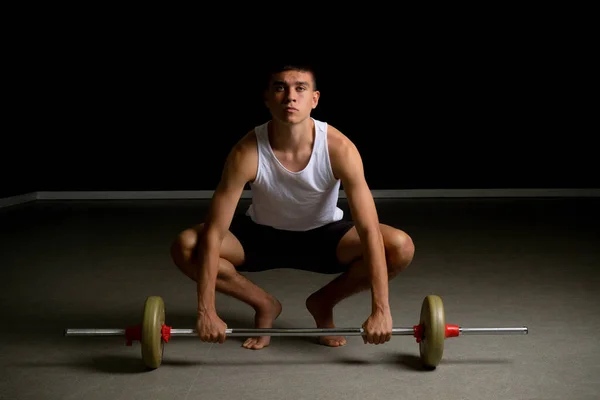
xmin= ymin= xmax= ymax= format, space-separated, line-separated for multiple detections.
xmin=171 ymin=224 xmax=203 ymax=267
xmin=386 ymin=230 xmax=415 ymax=277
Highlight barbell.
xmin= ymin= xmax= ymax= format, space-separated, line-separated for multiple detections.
xmin=64 ymin=294 xmax=528 ymax=370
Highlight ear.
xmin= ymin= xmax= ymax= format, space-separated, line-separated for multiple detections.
xmin=312 ymin=90 xmax=320 ymax=109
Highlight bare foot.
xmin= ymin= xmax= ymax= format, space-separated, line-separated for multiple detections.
xmin=242 ymin=296 xmax=282 ymax=350
xmin=306 ymin=293 xmax=347 ymax=347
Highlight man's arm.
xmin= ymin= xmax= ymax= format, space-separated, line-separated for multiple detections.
xmin=197 ymin=132 xmax=257 ymax=315
xmin=328 ymin=128 xmax=389 ymax=314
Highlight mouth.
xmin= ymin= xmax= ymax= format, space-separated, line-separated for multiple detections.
xmin=285 ymin=107 xmax=298 ymax=112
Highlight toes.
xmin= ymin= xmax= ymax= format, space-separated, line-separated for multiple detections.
xmin=242 ymin=337 xmax=269 ymax=350
xmin=319 ymin=336 xmax=347 ymax=347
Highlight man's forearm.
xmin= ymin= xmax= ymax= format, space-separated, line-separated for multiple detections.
xmin=197 ymin=234 xmax=220 ymax=315
xmin=361 ymin=228 xmax=389 ymax=312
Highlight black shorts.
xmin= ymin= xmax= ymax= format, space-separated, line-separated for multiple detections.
xmin=229 ymin=213 xmax=355 ymax=274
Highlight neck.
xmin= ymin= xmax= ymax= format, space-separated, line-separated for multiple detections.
xmin=268 ymin=118 xmax=314 ymax=152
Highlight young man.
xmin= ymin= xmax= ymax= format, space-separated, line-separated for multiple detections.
xmin=171 ymin=64 xmax=415 ymax=350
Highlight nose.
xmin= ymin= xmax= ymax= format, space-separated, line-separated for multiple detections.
xmin=284 ymin=88 xmax=297 ymax=102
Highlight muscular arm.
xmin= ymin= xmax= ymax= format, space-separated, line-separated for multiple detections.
xmin=197 ymin=133 xmax=257 ymax=315
xmin=329 ymin=128 xmax=389 ymax=313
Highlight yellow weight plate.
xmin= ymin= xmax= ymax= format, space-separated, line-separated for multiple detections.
xmin=141 ymin=296 xmax=165 ymax=369
xmin=419 ymin=295 xmax=445 ymax=369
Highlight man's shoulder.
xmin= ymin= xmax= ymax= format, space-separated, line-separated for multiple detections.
xmin=238 ymin=128 xmax=258 ymax=148
xmin=235 ymin=119 xmax=270 ymax=151
xmin=224 ymin=129 xmax=259 ymax=182
xmin=324 ymin=123 xmax=361 ymax=181
xmin=227 ymin=129 xmax=258 ymax=165
xmin=325 ymin=123 xmax=357 ymax=157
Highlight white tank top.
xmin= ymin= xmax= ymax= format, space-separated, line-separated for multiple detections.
xmin=246 ymin=118 xmax=344 ymax=231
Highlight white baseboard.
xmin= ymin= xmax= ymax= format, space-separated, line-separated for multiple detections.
xmin=1 ymin=188 xmax=599 ymax=209
xmin=364 ymin=188 xmax=600 ymax=198
xmin=36 ymin=190 xmax=223 ymax=200
xmin=35 ymin=188 xmax=600 ymax=200
xmin=0 ymin=192 xmax=37 ymax=209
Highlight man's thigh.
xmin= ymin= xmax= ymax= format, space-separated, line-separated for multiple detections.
xmin=335 ymin=223 xmax=409 ymax=265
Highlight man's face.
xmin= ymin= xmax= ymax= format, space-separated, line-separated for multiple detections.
xmin=264 ymin=70 xmax=320 ymax=124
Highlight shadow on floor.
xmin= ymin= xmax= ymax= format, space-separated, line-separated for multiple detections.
xmin=13 ymin=352 xmax=514 ymax=375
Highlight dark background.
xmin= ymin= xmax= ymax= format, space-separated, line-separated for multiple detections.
xmin=3 ymin=12 xmax=597 ymax=200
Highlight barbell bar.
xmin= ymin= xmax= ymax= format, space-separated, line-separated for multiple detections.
xmin=64 ymin=295 xmax=528 ymax=370
xmin=65 ymin=327 xmax=528 ymax=336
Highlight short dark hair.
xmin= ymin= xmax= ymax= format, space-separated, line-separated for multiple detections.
xmin=264 ymin=63 xmax=318 ymax=90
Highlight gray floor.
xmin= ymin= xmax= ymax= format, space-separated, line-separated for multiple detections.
xmin=1 ymin=197 xmax=599 ymax=400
